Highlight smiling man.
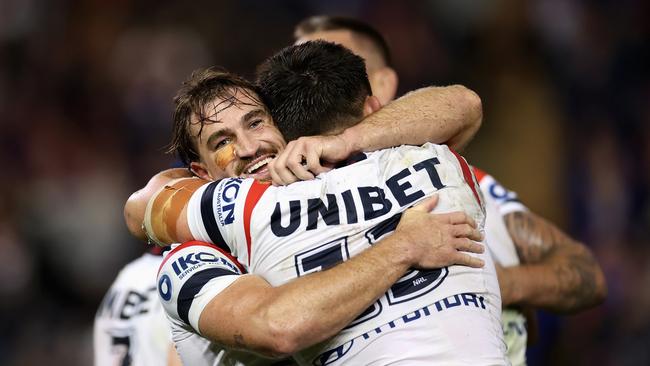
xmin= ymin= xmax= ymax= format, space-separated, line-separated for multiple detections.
xmin=131 ymin=42 xmax=507 ymax=365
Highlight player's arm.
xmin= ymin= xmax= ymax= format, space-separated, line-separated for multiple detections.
xmin=347 ymin=84 xmax=482 ymax=152
xmin=497 ymin=209 xmax=607 ymax=312
xmin=192 ymin=197 xmax=485 ymax=357
xmin=269 ymin=85 xmax=482 ymax=184
xmin=167 ymin=344 xmax=182 ymax=366
xmin=124 ymin=169 xmax=203 ymax=245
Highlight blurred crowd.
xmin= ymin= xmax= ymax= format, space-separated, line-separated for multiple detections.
xmin=0 ymin=0 xmax=648 ymax=365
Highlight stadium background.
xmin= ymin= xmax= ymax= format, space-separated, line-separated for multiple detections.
xmin=0 ymin=0 xmax=648 ymax=365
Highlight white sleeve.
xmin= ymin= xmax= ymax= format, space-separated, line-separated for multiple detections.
xmin=186 ymin=178 xmax=249 ymax=258
xmin=157 ymin=241 xmax=245 ymax=335
xmin=187 ymin=183 xmax=215 ymax=244
xmin=473 ymin=168 xmax=527 ymax=216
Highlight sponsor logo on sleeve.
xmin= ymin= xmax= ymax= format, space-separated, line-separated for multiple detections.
xmin=216 ymin=178 xmax=242 ymax=226
xmin=158 ymin=274 xmax=172 ymax=302
xmin=168 ymin=250 xmax=241 ymax=281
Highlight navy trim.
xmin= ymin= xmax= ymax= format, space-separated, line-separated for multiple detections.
xmin=177 ymin=267 xmax=238 ymax=327
xmin=200 ymin=180 xmax=231 ymax=254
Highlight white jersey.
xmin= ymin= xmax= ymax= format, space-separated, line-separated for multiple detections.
xmin=158 ymin=242 xmax=280 ymax=366
xmin=473 ymin=167 xmax=529 ymax=366
xmin=158 ymin=143 xmax=506 ymax=365
xmin=94 ymin=253 xmax=171 ymax=366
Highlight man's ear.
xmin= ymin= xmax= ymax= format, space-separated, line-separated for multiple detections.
xmin=363 ymin=95 xmax=383 ymax=116
xmin=369 ymin=67 xmax=398 ymax=105
xmin=190 ymin=161 xmax=212 ymax=180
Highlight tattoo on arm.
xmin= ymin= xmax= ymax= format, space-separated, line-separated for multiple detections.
xmin=503 ymin=211 xmax=605 ymax=311
xmin=503 ymin=211 xmax=567 ymax=263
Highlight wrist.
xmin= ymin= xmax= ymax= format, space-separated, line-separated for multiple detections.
xmin=499 ymin=265 xmax=530 ymax=306
xmin=339 ymin=126 xmax=362 ymax=155
xmin=374 ymin=233 xmax=414 ymax=269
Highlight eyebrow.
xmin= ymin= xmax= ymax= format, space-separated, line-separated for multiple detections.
xmin=241 ymin=108 xmax=267 ymax=122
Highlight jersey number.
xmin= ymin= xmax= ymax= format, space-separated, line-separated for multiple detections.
xmin=293 ymin=213 xmax=447 ymax=327
xmin=110 ymin=333 xmax=132 ymax=366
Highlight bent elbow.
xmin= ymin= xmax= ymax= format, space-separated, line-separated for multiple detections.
xmin=455 ymin=85 xmax=483 ymax=130
xmin=264 ymin=322 xmax=303 ymax=356
xmin=592 ymin=266 xmax=608 ymax=305
xmin=124 ymin=191 xmax=147 ymax=241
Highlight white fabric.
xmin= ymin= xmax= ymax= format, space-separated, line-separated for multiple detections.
xmin=187 ymin=143 xmax=507 ymax=365
xmin=309 ymin=293 xmax=507 ymax=366
xmin=158 ymin=242 xmax=274 ymax=365
xmin=475 ymin=169 xmax=529 ymax=366
xmin=94 ymin=253 xmax=171 ymax=366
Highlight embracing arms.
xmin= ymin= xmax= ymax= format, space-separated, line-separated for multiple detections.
xmin=197 ymin=196 xmax=484 ymax=356
xmin=498 ymin=210 xmax=607 ymax=313
xmin=269 ymin=85 xmax=482 ymax=184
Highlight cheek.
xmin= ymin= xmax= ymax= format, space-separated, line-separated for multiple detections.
xmin=214 ymin=144 xmax=236 ymax=170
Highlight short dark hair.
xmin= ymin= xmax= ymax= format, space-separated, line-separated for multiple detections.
xmin=294 ymin=15 xmax=392 ymax=67
xmin=169 ymin=67 xmax=263 ymax=165
xmin=256 ymin=40 xmax=372 ymax=141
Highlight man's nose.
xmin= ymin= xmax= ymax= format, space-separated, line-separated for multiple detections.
xmin=234 ymin=133 xmax=260 ymax=158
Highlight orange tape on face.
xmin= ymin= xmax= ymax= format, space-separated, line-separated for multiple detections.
xmin=215 ymin=144 xmax=236 ymax=170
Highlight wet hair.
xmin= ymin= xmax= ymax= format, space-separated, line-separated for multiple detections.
xmin=256 ymin=40 xmax=371 ymax=141
xmin=169 ymin=67 xmax=263 ymax=164
xmin=294 ymin=15 xmax=392 ymax=67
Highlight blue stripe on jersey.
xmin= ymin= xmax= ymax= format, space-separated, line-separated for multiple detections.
xmin=177 ymin=267 xmax=238 ymax=327
xmin=200 ymin=180 xmax=231 ymax=254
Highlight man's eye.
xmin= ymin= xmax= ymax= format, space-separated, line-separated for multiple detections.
xmin=250 ymin=119 xmax=263 ymax=129
xmin=215 ymin=138 xmax=231 ymax=149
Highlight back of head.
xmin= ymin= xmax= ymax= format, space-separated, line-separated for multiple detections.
xmin=294 ymin=15 xmax=392 ymax=68
xmin=256 ymin=40 xmax=371 ymax=141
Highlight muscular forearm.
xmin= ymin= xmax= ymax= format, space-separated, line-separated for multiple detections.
xmin=501 ymin=211 xmax=607 ymax=312
xmin=254 ymin=235 xmax=413 ymax=354
xmin=342 ymin=85 xmax=482 ymax=152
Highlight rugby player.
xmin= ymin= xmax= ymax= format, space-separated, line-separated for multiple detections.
xmin=133 ymin=41 xmax=508 ymax=365
xmin=287 ymin=15 xmax=607 ymax=365
xmin=93 ymin=246 xmax=182 ymax=366
xmin=125 ymin=53 xmax=485 ymax=365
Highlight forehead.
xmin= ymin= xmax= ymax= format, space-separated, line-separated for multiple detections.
xmin=190 ymin=89 xmax=264 ymax=130
xmin=297 ymin=30 xmax=360 ymax=53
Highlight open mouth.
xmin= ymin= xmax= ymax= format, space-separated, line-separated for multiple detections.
xmin=244 ymin=154 xmax=275 ymax=175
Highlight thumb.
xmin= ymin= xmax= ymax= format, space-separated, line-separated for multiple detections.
xmin=412 ymin=195 xmax=439 ymax=213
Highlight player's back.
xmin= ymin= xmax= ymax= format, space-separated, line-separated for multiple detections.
xmin=94 ymin=253 xmax=170 ymax=366
xmin=188 ymin=143 xmax=507 ymax=365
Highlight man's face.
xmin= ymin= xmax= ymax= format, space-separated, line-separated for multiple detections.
xmin=189 ymin=88 xmax=286 ymax=181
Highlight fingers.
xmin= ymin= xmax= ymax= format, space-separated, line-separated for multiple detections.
xmin=434 ymin=211 xmax=477 ymax=228
xmin=410 ymin=195 xmax=439 ymax=213
xmin=453 ymin=237 xmax=485 ymax=254
xmin=450 ymin=224 xmax=483 ymax=242
xmin=269 ymin=139 xmax=325 ymax=185
xmin=452 ymin=253 xmax=485 ymax=268
xmin=286 ymin=155 xmax=315 ymax=181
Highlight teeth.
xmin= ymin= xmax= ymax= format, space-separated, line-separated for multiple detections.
xmin=246 ymin=156 xmax=274 ymax=174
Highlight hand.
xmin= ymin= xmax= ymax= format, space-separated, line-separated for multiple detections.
xmin=269 ymin=135 xmax=353 ymax=185
xmin=394 ymin=195 xmax=485 ymax=269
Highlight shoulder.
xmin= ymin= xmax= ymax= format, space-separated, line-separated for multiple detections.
xmin=471 ymin=166 xmax=527 ymax=215
xmin=157 ymin=241 xmax=246 ymax=333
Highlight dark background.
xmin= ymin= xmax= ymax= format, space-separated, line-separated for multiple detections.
xmin=0 ymin=0 xmax=648 ymax=365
